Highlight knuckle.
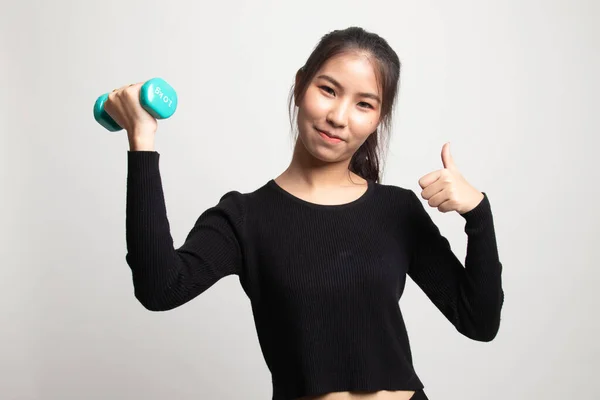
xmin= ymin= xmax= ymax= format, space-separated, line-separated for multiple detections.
xmin=124 ymin=86 xmax=137 ymax=97
xmin=104 ymin=97 xmax=114 ymax=111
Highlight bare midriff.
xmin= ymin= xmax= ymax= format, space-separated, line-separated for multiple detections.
xmin=296 ymin=390 xmax=416 ymax=400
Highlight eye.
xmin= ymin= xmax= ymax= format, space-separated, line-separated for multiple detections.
xmin=319 ymin=85 xmax=374 ymax=110
xmin=319 ymin=85 xmax=335 ymax=95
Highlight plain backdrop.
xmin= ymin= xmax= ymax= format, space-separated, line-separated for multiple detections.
xmin=1 ymin=0 xmax=598 ymax=399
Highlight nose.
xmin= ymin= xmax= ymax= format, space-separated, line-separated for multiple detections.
xmin=326 ymin=101 xmax=349 ymax=129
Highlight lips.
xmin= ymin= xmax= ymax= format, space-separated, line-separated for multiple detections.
xmin=316 ymin=128 xmax=342 ymax=140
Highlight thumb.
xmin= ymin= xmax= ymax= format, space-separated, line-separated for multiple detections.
xmin=441 ymin=142 xmax=456 ymax=170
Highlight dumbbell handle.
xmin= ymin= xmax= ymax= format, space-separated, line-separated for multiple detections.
xmin=93 ymin=78 xmax=178 ymax=132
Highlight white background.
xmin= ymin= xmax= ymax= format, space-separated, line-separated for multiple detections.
xmin=1 ymin=0 xmax=598 ymax=399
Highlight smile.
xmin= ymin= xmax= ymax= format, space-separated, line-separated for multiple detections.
xmin=316 ymin=128 xmax=343 ymax=143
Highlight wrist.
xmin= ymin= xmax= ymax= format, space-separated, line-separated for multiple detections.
xmin=127 ymin=131 xmax=155 ymax=151
xmin=128 ymin=138 xmax=155 ymax=151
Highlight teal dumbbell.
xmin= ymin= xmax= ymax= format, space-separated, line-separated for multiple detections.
xmin=93 ymin=77 xmax=178 ymax=131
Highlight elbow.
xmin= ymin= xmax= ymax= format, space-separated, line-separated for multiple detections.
xmin=476 ymin=306 xmax=503 ymax=342
xmin=135 ymin=290 xmax=172 ymax=312
xmin=461 ymin=291 xmax=504 ymax=342
xmin=459 ymin=316 xmax=502 ymax=342
xmin=132 ymin=274 xmax=204 ymax=312
xmin=128 ymin=263 xmax=188 ymax=311
xmin=133 ymin=285 xmax=183 ymax=312
xmin=473 ymin=322 xmax=501 ymax=342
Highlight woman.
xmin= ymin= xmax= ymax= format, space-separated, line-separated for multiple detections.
xmin=105 ymin=26 xmax=504 ymax=400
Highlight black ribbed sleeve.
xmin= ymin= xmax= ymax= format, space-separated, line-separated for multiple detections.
xmin=125 ymin=151 xmax=245 ymax=311
xmin=407 ymin=190 xmax=504 ymax=341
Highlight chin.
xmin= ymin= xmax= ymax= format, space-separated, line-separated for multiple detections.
xmin=297 ymin=129 xmax=346 ymax=163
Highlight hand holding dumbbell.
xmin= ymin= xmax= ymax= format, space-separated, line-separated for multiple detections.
xmin=93 ymin=78 xmax=178 ymax=149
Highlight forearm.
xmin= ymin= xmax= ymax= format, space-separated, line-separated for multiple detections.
xmin=460 ymin=193 xmax=504 ymax=340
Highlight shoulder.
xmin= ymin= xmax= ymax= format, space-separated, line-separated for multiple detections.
xmin=368 ymin=182 xmax=427 ymax=226
xmin=214 ymin=180 xmax=272 ymax=216
xmin=373 ymin=181 xmax=421 ymax=205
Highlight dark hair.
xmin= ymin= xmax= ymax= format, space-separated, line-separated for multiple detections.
xmin=288 ymin=27 xmax=401 ymax=183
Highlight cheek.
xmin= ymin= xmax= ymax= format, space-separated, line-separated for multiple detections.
xmin=350 ymin=114 xmax=377 ymax=135
xmin=302 ymin=90 xmax=329 ymax=118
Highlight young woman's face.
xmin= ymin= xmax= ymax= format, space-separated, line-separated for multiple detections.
xmin=296 ymin=52 xmax=382 ymax=162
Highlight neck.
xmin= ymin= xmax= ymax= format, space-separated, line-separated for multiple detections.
xmin=278 ymin=137 xmax=365 ymax=189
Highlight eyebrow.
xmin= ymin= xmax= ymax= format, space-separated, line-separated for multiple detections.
xmin=316 ymin=74 xmax=381 ymax=104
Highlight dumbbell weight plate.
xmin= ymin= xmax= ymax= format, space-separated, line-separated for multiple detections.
xmin=140 ymin=77 xmax=178 ymax=119
xmin=93 ymin=93 xmax=122 ymax=132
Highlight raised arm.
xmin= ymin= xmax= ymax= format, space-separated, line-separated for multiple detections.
xmin=406 ymin=189 xmax=504 ymax=341
xmin=125 ymin=151 xmax=246 ymax=311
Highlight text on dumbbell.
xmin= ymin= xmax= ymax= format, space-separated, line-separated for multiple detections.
xmin=154 ymin=87 xmax=174 ymax=107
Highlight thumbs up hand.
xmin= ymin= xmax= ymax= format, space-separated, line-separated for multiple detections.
xmin=417 ymin=142 xmax=485 ymax=215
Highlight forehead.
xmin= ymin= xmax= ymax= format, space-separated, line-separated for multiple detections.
xmin=316 ymin=53 xmax=380 ymax=92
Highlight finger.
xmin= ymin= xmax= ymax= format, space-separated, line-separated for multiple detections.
xmin=122 ymin=82 xmax=145 ymax=96
xmin=418 ymin=170 xmax=442 ymax=189
xmin=112 ymin=84 xmax=128 ymax=93
xmin=441 ymin=142 xmax=458 ymax=171
xmin=428 ymin=188 xmax=450 ymax=208
xmin=421 ymin=178 xmax=446 ymax=200
xmin=112 ymin=83 xmax=137 ymax=93
xmin=437 ymin=197 xmax=455 ymax=213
